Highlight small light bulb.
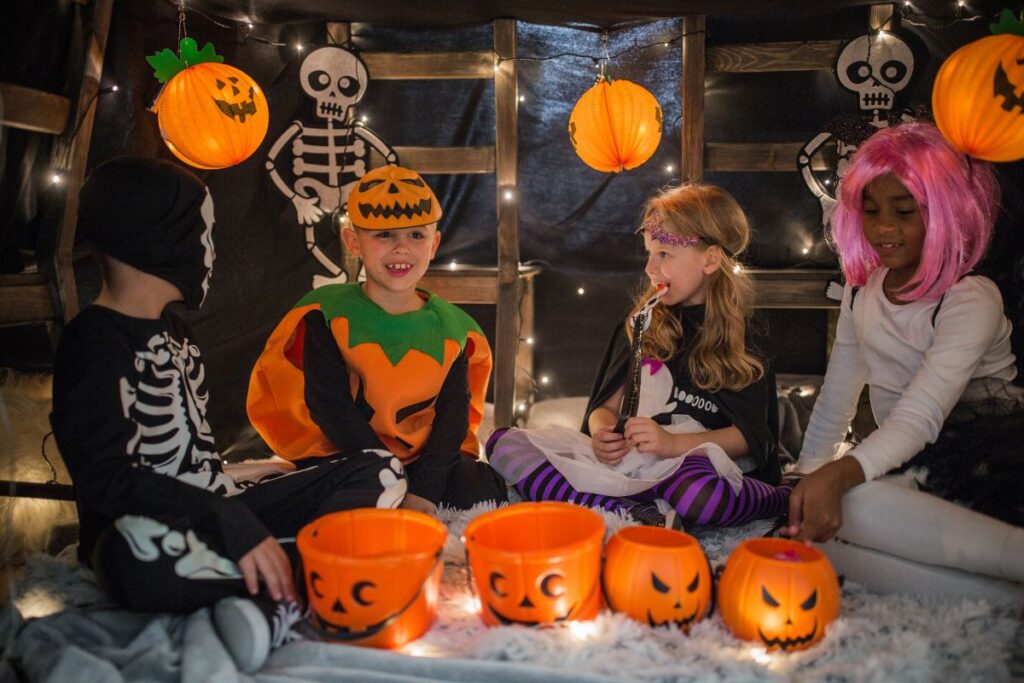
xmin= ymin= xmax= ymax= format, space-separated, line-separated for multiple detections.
xmin=518 ymin=95 xmax=525 ymax=103
xmin=360 ymin=114 xmax=369 ymax=123
xmin=247 ymin=22 xmax=254 ymax=29
xmin=51 ymin=173 xmax=63 ymax=184
xmin=957 ymin=0 xmax=964 ymax=6
xmin=503 ymin=189 xmax=514 ymax=202
xmin=449 ymin=260 xmax=457 ymax=270
xmin=517 ymin=402 xmax=527 ymax=412
xmin=111 ymin=84 xmax=119 ymax=92
xmin=733 ymin=264 xmax=742 ymax=273
xmin=665 ymin=164 xmax=674 ymax=173
xmin=540 ymin=375 xmax=550 ymax=385
xmin=296 ymin=43 xmax=304 ymax=52
xmin=577 ymin=287 xmax=585 ymax=296
xmin=493 ymin=62 xmax=500 ymax=72
xmin=801 ymin=247 xmax=810 ymax=255
xmin=662 ymin=42 xmax=670 ymax=47
xmin=525 ymin=336 xmax=535 ymax=345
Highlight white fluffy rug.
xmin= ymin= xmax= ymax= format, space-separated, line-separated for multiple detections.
xmin=5 ymin=504 xmax=1022 ymax=683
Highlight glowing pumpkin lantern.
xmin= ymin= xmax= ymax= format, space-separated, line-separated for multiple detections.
xmin=296 ymin=508 xmax=446 ymax=649
xmin=932 ymin=10 xmax=1024 ymax=162
xmin=718 ymin=538 xmax=840 ymax=652
xmin=147 ymin=38 xmax=269 ymax=169
xmin=463 ymin=502 xmax=604 ymax=627
xmin=568 ymin=69 xmax=663 ymax=172
xmin=603 ymin=526 xmax=713 ymax=631
xmin=346 ymin=164 xmax=443 ymax=230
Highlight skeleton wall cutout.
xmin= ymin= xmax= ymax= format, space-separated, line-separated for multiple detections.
xmin=798 ymin=32 xmax=916 ymax=232
xmin=267 ymin=46 xmax=397 ymax=287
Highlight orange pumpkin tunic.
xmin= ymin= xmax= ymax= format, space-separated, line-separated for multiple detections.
xmin=247 ymin=284 xmax=491 ymax=463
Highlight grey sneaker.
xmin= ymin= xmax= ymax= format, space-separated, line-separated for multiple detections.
xmin=213 ymin=597 xmax=271 ymax=674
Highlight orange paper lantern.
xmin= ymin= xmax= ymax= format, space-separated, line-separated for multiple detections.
xmin=603 ymin=526 xmax=713 ymax=631
xmin=568 ymin=72 xmax=663 ymax=172
xmin=463 ymin=502 xmax=604 ymax=627
xmin=932 ymin=11 xmax=1024 ymax=162
xmin=296 ymin=509 xmax=446 ymax=649
xmin=717 ymin=538 xmax=840 ymax=652
xmin=148 ymin=39 xmax=269 ymax=169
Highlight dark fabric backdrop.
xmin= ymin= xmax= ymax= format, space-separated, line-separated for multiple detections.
xmin=2 ymin=1 xmax=1022 ymax=450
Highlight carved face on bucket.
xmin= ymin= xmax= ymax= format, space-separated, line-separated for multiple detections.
xmin=643 ymin=570 xmax=709 ymax=630
xmin=308 ymin=570 xmax=401 ymax=634
xmin=484 ymin=568 xmax=582 ymax=626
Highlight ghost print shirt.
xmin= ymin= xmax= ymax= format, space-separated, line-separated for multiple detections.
xmin=583 ymin=304 xmax=782 ymax=485
xmin=52 ymin=306 xmax=268 ymax=565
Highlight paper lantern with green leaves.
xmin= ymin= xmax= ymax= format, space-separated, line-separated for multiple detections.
xmin=932 ymin=10 xmax=1024 ymax=162
xmin=147 ymin=38 xmax=269 ymax=169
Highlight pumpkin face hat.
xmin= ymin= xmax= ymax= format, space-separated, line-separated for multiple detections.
xmin=346 ymin=165 xmax=443 ymax=230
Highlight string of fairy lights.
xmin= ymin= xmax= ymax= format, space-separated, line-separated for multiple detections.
xmin=48 ymin=0 xmax=990 ymax=416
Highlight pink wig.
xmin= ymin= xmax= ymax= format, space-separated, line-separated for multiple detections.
xmin=828 ymin=122 xmax=1000 ymax=301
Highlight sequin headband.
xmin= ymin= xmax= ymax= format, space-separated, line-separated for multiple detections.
xmin=639 ymin=212 xmax=702 ymax=248
xmin=638 ymin=212 xmax=733 ymax=256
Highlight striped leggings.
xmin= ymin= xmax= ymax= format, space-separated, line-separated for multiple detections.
xmin=489 ymin=430 xmax=790 ymax=526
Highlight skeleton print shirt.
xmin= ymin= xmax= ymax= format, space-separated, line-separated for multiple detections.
xmin=52 ymin=306 xmax=269 ymax=564
xmin=582 ymin=304 xmax=782 ymax=485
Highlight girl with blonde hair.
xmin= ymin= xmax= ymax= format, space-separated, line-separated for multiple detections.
xmin=488 ymin=183 xmax=791 ymax=528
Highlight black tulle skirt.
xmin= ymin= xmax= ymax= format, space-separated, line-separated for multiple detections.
xmin=897 ymin=386 xmax=1024 ymax=527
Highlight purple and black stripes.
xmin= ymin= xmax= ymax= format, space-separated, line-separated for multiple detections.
xmin=516 ymin=463 xmax=634 ymax=513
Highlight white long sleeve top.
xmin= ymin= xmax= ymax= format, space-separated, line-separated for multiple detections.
xmin=798 ymin=269 xmax=1017 ymax=481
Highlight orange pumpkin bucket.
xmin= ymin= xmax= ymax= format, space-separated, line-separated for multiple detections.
xmin=296 ymin=509 xmax=446 ymax=649
xmin=718 ymin=538 xmax=841 ymax=652
xmin=603 ymin=526 xmax=713 ymax=631
xmin=463 ymin=502 xmax=605 ymax=627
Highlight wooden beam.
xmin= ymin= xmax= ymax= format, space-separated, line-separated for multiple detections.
xmin=419 ymin=265 xmax=540 ymax=305
xmin=392 ymin=146 xmax=495 ymax=174
xmin=493 ymin=18 xmax=519 ymax=429
xmin=748 ymin=269 xmax=840 ymax=309
xmin=0 ymin=83 xmax=70 ymax=135
xmin=362 ymin=51 xmax=496 ymax=80
xmin=0 ymin=275 xmax=55 ymax=326
xmin=708 ymin=41 xmax=841 ymax=73
xmin=870 ymin=4 xmax=895 ymax=32
xmin=680 ymin=16 xmax=706 ymax=182
xmin=706 ymin=142 xmax=837 ymax=172
xmin=51 ymin=0 xmax=113 ymax=324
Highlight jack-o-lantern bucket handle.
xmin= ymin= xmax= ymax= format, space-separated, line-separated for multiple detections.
xmin=296 ymin=548 xmax=444 ymax=643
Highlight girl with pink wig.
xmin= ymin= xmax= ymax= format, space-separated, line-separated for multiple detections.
xmin=787 ymin=123 xmax=1024 ymax=585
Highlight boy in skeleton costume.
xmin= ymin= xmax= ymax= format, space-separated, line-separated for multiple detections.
xmin=51 ymin=158 xmax=403 ymax=673
xmin=248 ymin=165 xmax=506 ymax=515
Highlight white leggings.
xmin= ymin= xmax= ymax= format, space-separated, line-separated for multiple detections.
xmin=837 ymin=478 xmax=1024 ymax=584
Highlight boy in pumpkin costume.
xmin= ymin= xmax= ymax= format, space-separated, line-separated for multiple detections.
xmin=248 ymin=165 xmax=507 ymax=514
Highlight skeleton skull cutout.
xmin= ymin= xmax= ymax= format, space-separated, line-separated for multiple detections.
xmin=836 ymin=33 xmax=914 ymax=118
xmin=300 ymin=47 xmax=368 ymax=122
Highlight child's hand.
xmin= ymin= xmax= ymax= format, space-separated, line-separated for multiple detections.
xmin=783 ymin=457 xmax=866 ymax=543
xmin=624 ymin=417 xmax=678 ymax=458
xmin=592 ymin=428 xmax=629 ymax=465
xmin=400 ymin=493 xmax=437 ymax=515
xmin=239 ymin=536 xmax=296 ymax=603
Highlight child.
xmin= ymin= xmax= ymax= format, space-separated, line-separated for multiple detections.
xmin=488 ymin=183 xmax=791 ymax=528
xmin=787 ymin=123 xmax=1024 ymax=582
xmin=247 ymin=164 xmax=507 ymax=515
xmin=51 ymin=157 xmax=404 ymax=673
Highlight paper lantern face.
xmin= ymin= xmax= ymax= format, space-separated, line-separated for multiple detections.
xmin=603 ymin=526 xmax=712 ymax=631
xmin=464 ymin=502 xmax=605 ymax=627
xmin=568 ymin=78 xmax=663 ymax=173
xmin=154 ymin=62 xmax=269 ymax=169
xmin=718 ymin=539 xmax=840 ymax=652
xmin=346 ymin=165 xmax=442 ymax=230
xmin=933 ymin=33 xmax=1024 ymax=162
